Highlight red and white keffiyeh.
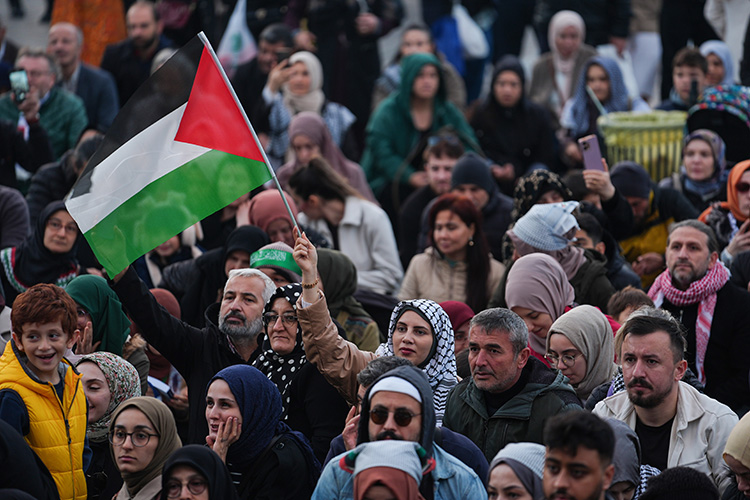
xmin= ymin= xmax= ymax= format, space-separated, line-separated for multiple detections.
xmin=648 ymin=262 xmax=730 ymax=384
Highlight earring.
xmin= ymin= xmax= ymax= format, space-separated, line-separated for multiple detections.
xmin=468 ymin=237 xmax=474 ymax=247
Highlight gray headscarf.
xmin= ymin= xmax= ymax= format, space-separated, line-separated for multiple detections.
xmin=489 ymin=442 xmax=546 ymax=500
xmin=606 ymin=418 xmax=642 ymax=490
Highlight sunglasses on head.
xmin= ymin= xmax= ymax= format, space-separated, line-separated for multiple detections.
xmin=369 ymin=407 xmax=421 ymax=427
xmin=737 ymin=182 xmax=750 ymax=194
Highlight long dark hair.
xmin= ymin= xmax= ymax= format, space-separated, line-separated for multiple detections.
xmin=429 ymin=193 xmax=490 ymax=312
xmin=287 ymin=157 xmax=362 ymax=203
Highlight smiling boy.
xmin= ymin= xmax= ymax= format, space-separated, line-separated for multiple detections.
xmin=0 ymin=283 xmax=88 ymax=500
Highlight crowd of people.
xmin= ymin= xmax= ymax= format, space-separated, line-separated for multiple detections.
xmin=2 ymin=0 xmax=750 ymax=499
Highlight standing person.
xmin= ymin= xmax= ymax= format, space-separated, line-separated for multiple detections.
xmin=0 ymin=201 xmax=80 ymax=306
xmin=75 ymin=352 xmax=140 ymax=500
xmin=593 ymin=307 xmax=737 ymax=494
xmin=0 ymin=283 xmax=88 ymax=500
xmin=399 ymin=193 xmax=505 ymax=313
xmin=160 ymin=446 xmax=239 ymax=500
xmin=109 ymin=397 xmax=182 ymax=500
xmin=658 ymin=129 xmax=727 ymax=213
xmin=253 ymin=283 xmax=349 ymax=462
xmin=288 ymin=157 xmax=403 ymax=296
xmin=529 ymin=10 xmax=597 ymax=132
xmin=361 ymin=53 xmax=478 ymax=219
xmin=204 ymin=365 xmax=320 ymax=499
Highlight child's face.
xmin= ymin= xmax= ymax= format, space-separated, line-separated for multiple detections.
xmin=12 ymin=321 xmax=75 ymax=383
xmin=673 ymin=65 xmax=706 ymax=102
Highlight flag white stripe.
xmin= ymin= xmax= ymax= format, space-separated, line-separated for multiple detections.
xmin=66 ymin=104 xmax=210 ymax=233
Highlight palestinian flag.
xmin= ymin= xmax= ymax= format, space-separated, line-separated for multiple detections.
xmin=65 ymin=35 xmax=272 ymax=277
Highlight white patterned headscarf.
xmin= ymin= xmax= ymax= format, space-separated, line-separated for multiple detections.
xmin=375 ymin=299 xmax=458 ymax=425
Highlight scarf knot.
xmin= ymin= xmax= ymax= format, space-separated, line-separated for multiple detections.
xmin=648 ymin=262 xmax=730 ymax=384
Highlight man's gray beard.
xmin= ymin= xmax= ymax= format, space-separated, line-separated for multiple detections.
xmin=219 ymin=315 xmax=264 ymax=341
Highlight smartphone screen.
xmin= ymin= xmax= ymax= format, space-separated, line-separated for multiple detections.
xmin=578 ymin=135 xmax=605 ymax=171
xmin=9 ymin=70 xmax=29 ymax=103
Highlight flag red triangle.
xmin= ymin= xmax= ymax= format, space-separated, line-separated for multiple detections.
xmin=174 ymin=46 xmax=265 ymax=161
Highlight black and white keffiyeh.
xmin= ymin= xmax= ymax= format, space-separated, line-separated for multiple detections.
xmin=253 ymin=283 xmax=306 ymax=418
xmin=375 ymin=299 xmax=458 ymax=425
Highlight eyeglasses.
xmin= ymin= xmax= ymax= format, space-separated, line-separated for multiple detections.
xmin=369 ymin=407 xmax=421 ymax=427
xmin=263 ymin=312 xmax=298 ymax=326
xmin=427 ymin=133 xmax=460 ymax=147
xmin=545 ymin=352 xmax=584 ymax=368
xmin=737 ymin=182 xmax=750 ymax=194
xmin=165 ymin=478 xmax=208 ymax=498
xmin=109 ymin=429 xmax=159 ymax=447
xmin=46 ymin=218 xmax=78 ymax=235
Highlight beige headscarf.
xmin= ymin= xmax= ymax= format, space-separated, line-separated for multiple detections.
xmin=548 ymin=10 xmax=586 ymax=101
xmin=724 ymin=411 xmax=750 ymax=468
xmin=282 ymin=51 xmax=325 ymax=116
xmin=546 ymin=305 xmax=617 ymax=401
xmin=109 ymin=397 xmax=182 ymax=496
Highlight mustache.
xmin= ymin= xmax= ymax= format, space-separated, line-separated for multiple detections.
xmin=376 ymin=430 xmax=403 ymax=441
xmin=628 ymin=377 xmax=653 ymax=390
xmin=222 ymin=310 xmax=246 ymax=322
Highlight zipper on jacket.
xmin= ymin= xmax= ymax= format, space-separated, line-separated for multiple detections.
xmin=51 ymin=373 xmax=79 ymax=498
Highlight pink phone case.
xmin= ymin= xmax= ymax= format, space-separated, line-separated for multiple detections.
xmin=578 ymin=135 xmax=604 ymax=171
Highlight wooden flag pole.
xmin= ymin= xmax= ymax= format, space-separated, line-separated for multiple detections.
xmin=198 ymin=31 xmax=300 ymax=234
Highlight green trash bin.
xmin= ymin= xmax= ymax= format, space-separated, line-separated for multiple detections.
xmin=597 ymin=111 xmax=687 ymax=182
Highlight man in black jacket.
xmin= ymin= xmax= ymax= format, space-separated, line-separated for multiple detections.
xmin=112 ymin=266 xmax=275 ymax=444
xmin=649 ymin=219 xmax=750 ymax=415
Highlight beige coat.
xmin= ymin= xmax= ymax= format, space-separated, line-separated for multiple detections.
xmin=398 ymin=247 xmax=505 ymax=306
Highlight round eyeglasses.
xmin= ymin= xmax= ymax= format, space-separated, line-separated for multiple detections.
xmin=545 ymin=351 xmax=584 ymax=368
xmin=109 ymin=429 xmax=159 ymax=447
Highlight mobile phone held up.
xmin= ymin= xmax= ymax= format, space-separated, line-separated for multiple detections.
xmin=9 ymin=70 xmax=29 ymax=103
xmin=578 ymin=135 xmax=605 ymax=171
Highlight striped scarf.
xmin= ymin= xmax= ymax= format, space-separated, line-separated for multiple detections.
xmin=648 ymin=262 xmax=730 ymax=384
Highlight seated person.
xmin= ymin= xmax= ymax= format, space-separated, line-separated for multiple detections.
xmin=657 ymin=47 xmax=707 ymax=111
xmin=487 ymin=442 xmax=545 ymax=500
xmin=250 ymin=242 xmax=301 ymax=287
xmin=606 ymin=418 xmax=661 ymax=500
xmin=160 ymin=445 xmax=239 ymax=500
xmin=606 ymin=285 xmax=654 ymax=325
xmin=700 ymin=40 xmax=736 ymax=87
xmin=347 ymin=441 xmax=430 ymax=500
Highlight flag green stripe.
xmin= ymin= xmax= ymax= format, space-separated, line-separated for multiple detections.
xmin=85 ymin=149 xmax=271 ymax=276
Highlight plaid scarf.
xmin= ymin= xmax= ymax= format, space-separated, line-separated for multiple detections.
xmin=648 ymin=262 xmax=730 ymax=384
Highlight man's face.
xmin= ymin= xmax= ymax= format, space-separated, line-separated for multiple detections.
xmin=621 ymin=331 xmax=686 ymax=409
xmin=425 ymin=154 xmax=457 ymax=195
xmin=665 ymin=226 xmax=717 ymax=290
xmin=257 ymin=39 xmax=290 ymax=74
xmin=127 ymin=4 xmax=161 ymax=51
xmin=624 ymin=196 xmax=649 ymax=226
xmin=673 ymin=65 xmax=706 ymax=102
xmin=17 ymin=55 xmax=55 ymax=96
xmin=412 ymin=64 xmax=440 ymax=100
xmin=367 ymin=390 xmax=422 ymax=443
xmin=573 ymin=229 xmax=605 ymax=256
xmin=47 ymin=24 xmax=80 ymax=68
xmin=453 ymin=184 xmax=489 ymax=210
xmin=544 ymin=446 xmax=614 ymax=500
xmin=218 ymin=275 xmax=266 ymax=339
xmin=468 ymin=326 xmax=529 ymax=393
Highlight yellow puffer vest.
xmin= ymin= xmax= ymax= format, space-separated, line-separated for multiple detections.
xmin=0 ymin=341 xmax=87 ymax=500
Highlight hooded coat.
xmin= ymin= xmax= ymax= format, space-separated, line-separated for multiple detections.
xmin=361 ymin=53 xmax=478 ymax=198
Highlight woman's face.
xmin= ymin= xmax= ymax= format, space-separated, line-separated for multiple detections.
xmin=265 ymin=297 xmax=298 ymax=356
xmin=738 ymin=170 xmax=750 ymax=218
xmin=608 ymin=480 xmax=637 ymax=500
xmin=392 ymin=310 xmax=434 ymax=366
xmin=291 ymin=134 xmax=321 ymax=166
xmin=705 ymin=53 xmax=725 ymax=86
xmin=547 ymin=333 xmax=587 ymax=386
xmin=586 ymin=64 xmax=610 ymax=103
xmin=154 ymin=236 xmax=180 ymax=258
xmin=487 ymin=463 xmax=534 ymax=500
xmin=683 ymin=139 xmax=715 ymax=182
xmin=555 ymin=25 xmax=581 ymax=59
xmin=266 ymin=218 xmax=295 ymax=247
xmin=43 ymin=209 xmax=78 ymax=254
xmin=77 ymin=361 xmax=111 ymax=423
xmin=454 ymin=319 xmax=471 ymax=354
xmin=538 ymin=190 xmax=564 ymax=205
xmin=510 ymin=306 xmax=553 ymax=344
xmin=493 ymin=70 xmax=523 ymax=108
xmin=76 ymin=306 xmax=93 ymax=331
xmin=412 ymin=64 xmax=440 ymax=100
xmin=288 ymin=61 xmax=312 ymax=95
xmin=400 ymin=29 xmax=432 ymax=57
xmin=433 ymin=210 xmax=474 ymax=261
xmin=205 ymin=379 xmax=242 ymax=443
xmin=112 ymin=408 xmax=160 ymax=475
xmin=164 ymin=465 xmax=209 ymax=500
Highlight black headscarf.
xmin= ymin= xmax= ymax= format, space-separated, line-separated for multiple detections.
xmin=160 ymin=445 xmax=239 ymax=500
xmin=316 ymin=249 xmax=371 ymax=319
xmin=252 ymin=283 xmax=306 ymax=416
xmin=0 ymin=201 xmax=79 ymax=302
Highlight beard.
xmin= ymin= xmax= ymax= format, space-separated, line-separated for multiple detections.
xmin=375 ymin=430 xmax=403 ymax=441
xmin=546 ymin=481 xmax=604 ymax=500
xmin=626 ymin=376 xmax=673 ymax=409
xmin=219 ymin=312 xmax=263 ymax=341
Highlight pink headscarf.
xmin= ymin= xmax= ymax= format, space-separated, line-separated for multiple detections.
xmin=246 ymin=190 xmax=299 ymax=235
xmin=277 ymin=112 xmax=376 ymax=202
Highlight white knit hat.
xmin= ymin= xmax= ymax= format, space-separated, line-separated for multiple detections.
xmin=512 ymin=201 xmax=579 ymax=251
